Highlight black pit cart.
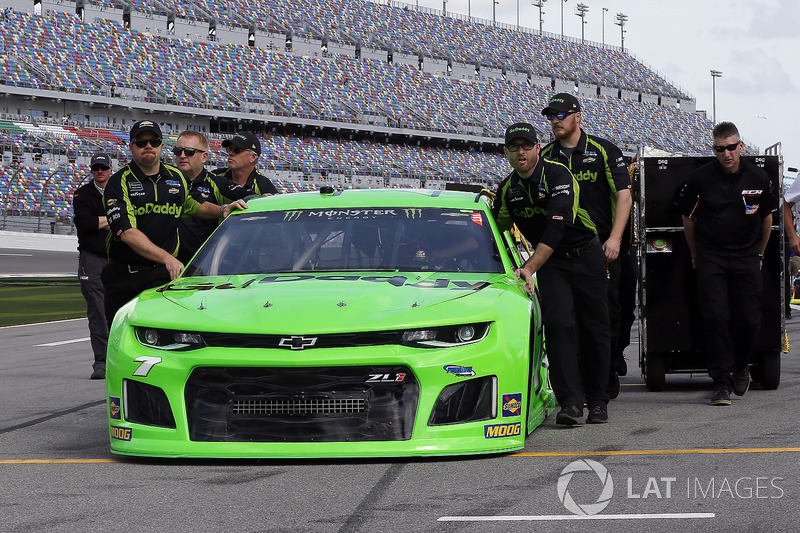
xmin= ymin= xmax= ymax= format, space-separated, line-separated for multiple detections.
xmin=637 ymin=148 xmax=786 ymax=391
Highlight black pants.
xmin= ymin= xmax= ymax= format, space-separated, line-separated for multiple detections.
xmin=606 ymin=257 xmax=621 ymax=374
xmin=695 ymin=251 xmax=762 ymax=389
xmin=101 ymin=262 xmax=171 ymax=328
xmin=78 ymin=251 xmax=108 ymax=370
xmin=538 ymin=244 xmax=611 ymax=409
xmin=616 ymin=248 xmax=638 ymax=363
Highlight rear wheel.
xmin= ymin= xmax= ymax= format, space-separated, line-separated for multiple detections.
xmin=644 ymin=352 xmax=666 ymax=392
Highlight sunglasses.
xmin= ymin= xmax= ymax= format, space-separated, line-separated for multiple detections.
xmin=545 ymin=111 xmax=577 ymax=121
xmin=226 ymin=146 xmax=250 ymax=155
xmin=91 ymin=165 xmax=110 ymax=171
xmin=713 ymin=142 xmax=740 ymax=153
xmin=506 ymin=142 xmax=537 ymax=152
xmin=132 ymin=138 xmax=163 ymax=148
xmin=172 ymin=147 xmax=206 ymax=157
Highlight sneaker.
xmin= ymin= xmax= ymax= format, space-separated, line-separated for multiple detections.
xmin=587 ymin=405 xmax=608 ymax=424
xmin=607 ymin=372 xmax=620 ymax=400
xmin=618 ymin=357 xmax=628 ymax=377
xmin=556 ymin=405 xmax=584 ymax=426
xmin=733 ymin=367 xmax=750 ymax=396
xmin=90 ymin=369 xmax=106 ymax=380
xmin=710 ymin=388 xmax=731 ymax=406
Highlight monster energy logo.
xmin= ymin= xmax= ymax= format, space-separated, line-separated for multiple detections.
xmin=403 ymin=208 xmax=422 ymax=219
xmin=284 ymin=210 xmax=303 ymax=221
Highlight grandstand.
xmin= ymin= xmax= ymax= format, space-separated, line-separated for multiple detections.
xmin=0 ymin=0 xmax=725 ymax=232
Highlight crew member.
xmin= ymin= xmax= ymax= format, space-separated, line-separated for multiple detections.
xmin=492 ymin=122 xmax=611 ymax=425
xmin=677 ymin=121 xmax=777 ymax=406
xmin=72 ymin=152 xmax=112 ymax=379
xmin=540 ymin=93 xmax=632 ymax=399
xmin=173 ymin=130 xmax=249 ymax=262
xmin=782 ymin=171 xmax=800 ymax=317
xmin=102 ymin=120 xmax=247 ymax=327
xmin=212 ymin=131 xmax=279 ymax=196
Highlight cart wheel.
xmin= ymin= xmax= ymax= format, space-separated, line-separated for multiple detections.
xmin=644 ymin=352 xmax=666 ymax=392
xmin=756 ymin=351 xmax=781 ymax=390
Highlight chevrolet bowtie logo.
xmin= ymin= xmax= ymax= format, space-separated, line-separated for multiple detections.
xmin=278 ymin=336 xmax=318 ymax=350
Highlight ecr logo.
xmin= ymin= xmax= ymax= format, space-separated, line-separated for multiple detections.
xmin=110 ymin=426 xmax=132 ymax=441
xmin=484 ymin=422 xmax=521 ymax=439
xmin=557 ymin=459 xmax=614 ymax=515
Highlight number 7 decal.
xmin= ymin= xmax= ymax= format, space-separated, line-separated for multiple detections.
xmin=133 ymin=356 xmax=162 ymax=377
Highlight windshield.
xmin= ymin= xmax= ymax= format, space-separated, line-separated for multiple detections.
xmin=185 ymin=207 xmax=503 ymax=276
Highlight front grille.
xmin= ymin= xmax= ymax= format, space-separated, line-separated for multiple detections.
xmin=185 ymin=366 xmax=419 ymax=443
xmin=201 ymin=331 xmax=401 ymax=350
xmin=232 ymin=398 xmax=365 ymax=415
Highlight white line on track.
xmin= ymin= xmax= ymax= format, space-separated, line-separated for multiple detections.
xmin=0 ymin=318 xmax=85 ymax=330
xmin=438 ymin=513 xmax=715 ymax=521
xmin=35 ymin=337 xmax=89 ymax=347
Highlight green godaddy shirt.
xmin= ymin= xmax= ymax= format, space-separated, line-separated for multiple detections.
xmin=492 ymin=158 xmax=597 ymax=253
xmin=103 ymin=161 xmax=201 ymax=264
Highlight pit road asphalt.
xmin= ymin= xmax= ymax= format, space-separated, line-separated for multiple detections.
xmin=0 ymin=231 xmax=798 ymax=532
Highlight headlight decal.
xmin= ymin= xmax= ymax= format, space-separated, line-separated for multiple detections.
xmin=400 ymin=322 xmax=491 ymax=348
xmin=134 ymin=327 xmax=206 ymax=351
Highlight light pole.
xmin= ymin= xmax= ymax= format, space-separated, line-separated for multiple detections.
xmin=532 ymin=0 xmax=546 ymax=34
xmin=442 ymin=0 xmax=446 ymax=16
xmin=561 ymin=0 xmax=569 ymax=38
xmin=602 ymin=7 xmax=608 ymax=46
xmin=710 ymin=69 xmax=722 ymax=125
xmin=575 ymin=3 xmax=589 ymax=42
xmin=493 ymin=0 xmax=499 ymax=26
xmin=615 ymin=12 xmax=627 ymax=52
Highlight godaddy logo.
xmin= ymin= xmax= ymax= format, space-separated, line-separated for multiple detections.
xmin=133 ymin=203 xmax=182 ymax=216
xmin=508 ymin=126 xmax=532 ymax=135
xmin=550 ymin=97 xmax=567 ymax=104
xmin=574 ymin=170 xmax=598 ymax=183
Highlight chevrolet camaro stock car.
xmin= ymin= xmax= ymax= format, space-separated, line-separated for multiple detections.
xmin=106 ymin=188 xmax=554 ymax=458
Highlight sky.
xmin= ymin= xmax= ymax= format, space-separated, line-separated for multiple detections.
xmin=411 ymin=0 xmax=800 ymax=174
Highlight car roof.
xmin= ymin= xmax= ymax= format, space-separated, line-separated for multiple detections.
xmin=241 ymin=189 xmax=492 ymax=213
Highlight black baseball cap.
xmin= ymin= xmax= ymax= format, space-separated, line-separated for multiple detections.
xmin=541 ymin=93 xmax=582 ymax=115
xmin=129 ymin=120 xmax=162 ymax=141
xmin=90 ymin=152 xmax=111 ymax=169
xmin=504 ymin=122 xmax=539 ymax=146
xmin=222 ymin=131 xmax=261 ymax=155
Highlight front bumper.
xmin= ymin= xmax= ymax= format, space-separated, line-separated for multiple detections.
xmin=107 ymin=329 xmax=553 ymax=458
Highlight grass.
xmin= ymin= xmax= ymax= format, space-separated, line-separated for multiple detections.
xmin=0 ymin=277 xmax=86 ymax=327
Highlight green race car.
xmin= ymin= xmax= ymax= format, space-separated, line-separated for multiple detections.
xmin=106 ymin=188 xmax=554 ymax=458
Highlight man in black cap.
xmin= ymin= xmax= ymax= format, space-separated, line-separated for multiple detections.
xmin=540 ymin=93 xmax=632 ymax=399
xmin=172 ymin=130 xmax=249 ymax=262
xmin=212 ymin=131 xmax=279 ymax=196
xmin=72 ymin=151 xmax=113 ymax=379
xmin=101 ymin=120 xmax=248 ymax=327
xmin=492 ymin=122 xmax=611 ymax=425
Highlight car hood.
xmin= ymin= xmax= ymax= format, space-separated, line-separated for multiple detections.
xmin=129 ymin=271 xmax=525 ymax=333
